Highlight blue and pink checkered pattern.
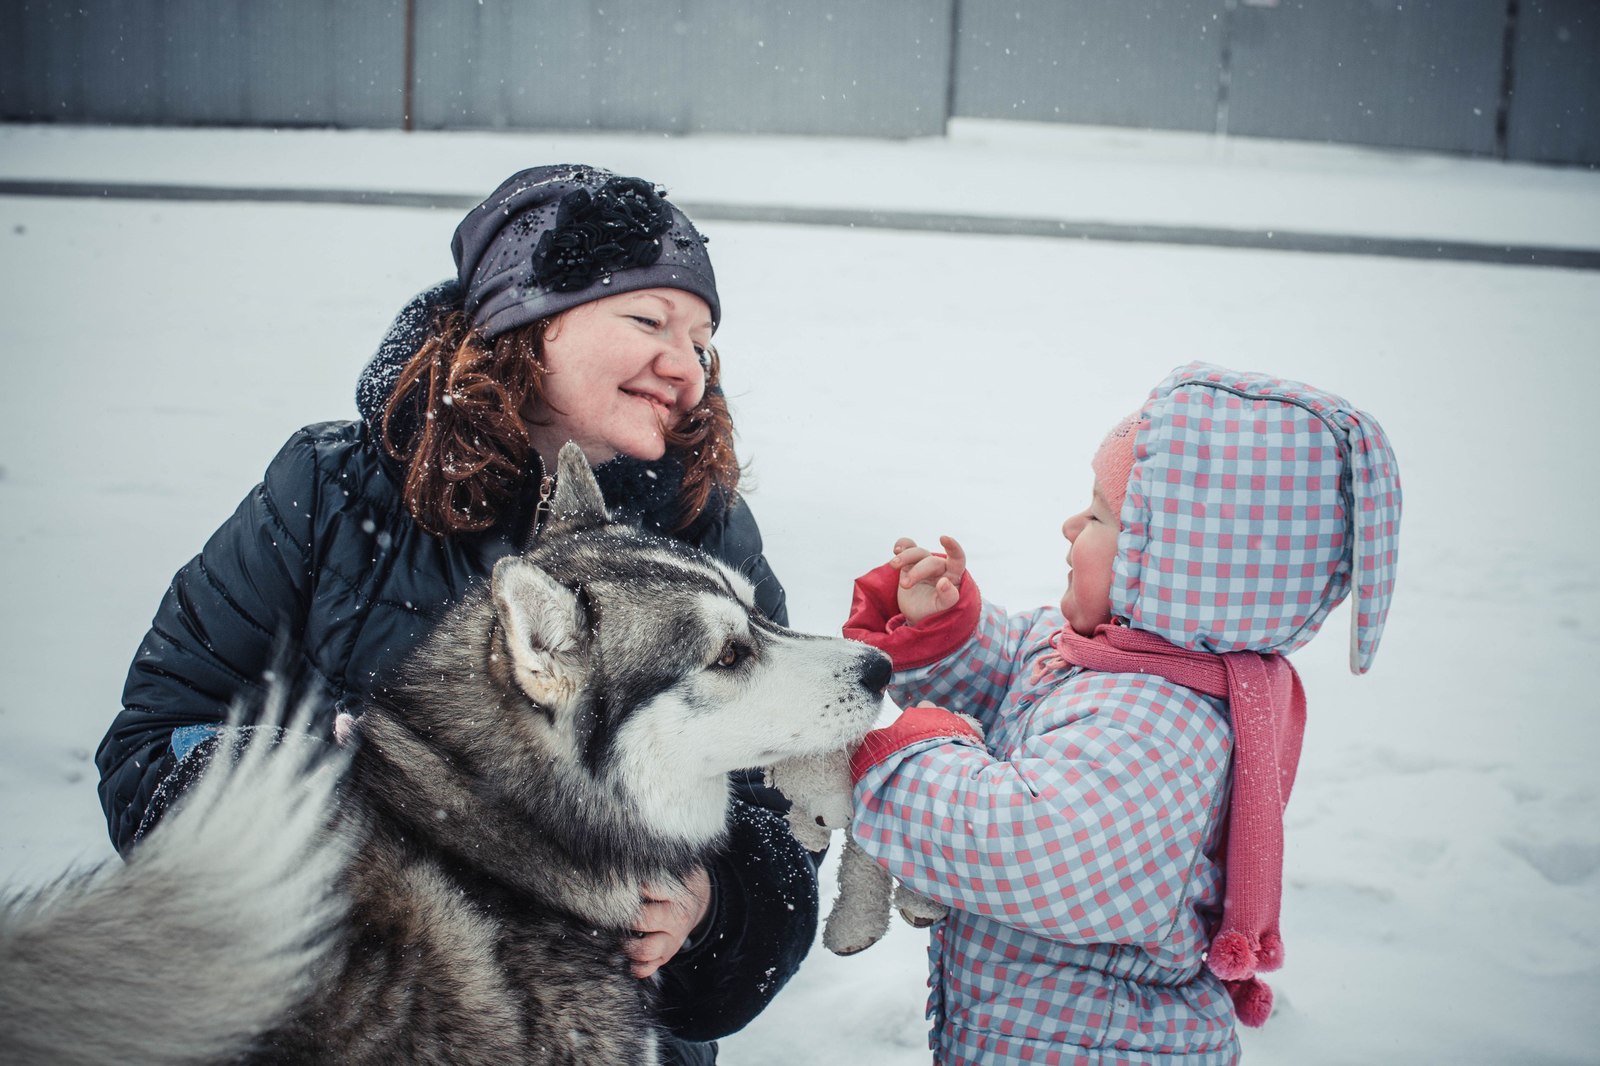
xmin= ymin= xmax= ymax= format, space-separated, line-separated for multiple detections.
xmin=854 ymin=603 xmax=1241 ymax=1064
xmin=1117 ymin=363 xmax=1401 ymax=673
xmin=848 ymin=363 xmax=1399 ymax=1063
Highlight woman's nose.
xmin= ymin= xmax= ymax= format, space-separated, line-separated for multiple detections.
xmin=656 ymin=337 xmax=701 ymax=382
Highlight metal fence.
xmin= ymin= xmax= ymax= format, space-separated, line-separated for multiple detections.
xmin=2 ymin=0 xmax=1595 ymax=166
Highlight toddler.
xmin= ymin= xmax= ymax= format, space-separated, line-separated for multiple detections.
xmin=843 ymin=362 xmax=1401 ymax=1065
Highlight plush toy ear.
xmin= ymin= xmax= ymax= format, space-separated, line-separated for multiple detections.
xmin=767 ymin=751 xmax=853 ymax=826
xmin=491 ymin=555 xmax=585 ymax=711
xmin=542 ymin=441 xmax=610 ymax=535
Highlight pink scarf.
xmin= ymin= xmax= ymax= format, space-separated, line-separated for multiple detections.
xmin=1039 ymin=623 xmax=1306 ymax=1027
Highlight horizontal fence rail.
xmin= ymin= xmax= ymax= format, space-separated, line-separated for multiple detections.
xmin=4 ymin=177 xmax=1596 ymax=271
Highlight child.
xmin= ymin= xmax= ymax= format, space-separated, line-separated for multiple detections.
xmin=842 ymin=362 xmax=1401 ymax=1065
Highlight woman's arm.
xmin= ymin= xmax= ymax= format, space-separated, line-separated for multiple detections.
xmin=652 ymin=783 xmax=820 ymax=1041
xmin=96 ymin=430 xmax=323 ymax=853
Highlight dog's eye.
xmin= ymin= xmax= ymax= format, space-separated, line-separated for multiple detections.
xmin=713 ymin=640 xmax=750 ymax=669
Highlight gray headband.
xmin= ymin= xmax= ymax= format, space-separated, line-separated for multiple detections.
xmin=451 ymin=164 xmax=720 ymax=339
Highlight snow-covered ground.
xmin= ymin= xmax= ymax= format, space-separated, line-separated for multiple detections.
xmin=1 ymin=120 xmax=1597 ymax=1064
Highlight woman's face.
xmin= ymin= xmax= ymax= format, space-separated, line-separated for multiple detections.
xmin=525 ymin=288 xmax=713 ymax=467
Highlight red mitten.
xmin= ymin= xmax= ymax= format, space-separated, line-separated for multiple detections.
xmin=843 ymin=562 xmax=982 ymax=671
xmin=850 ymin=704 xmax=983 ymax=784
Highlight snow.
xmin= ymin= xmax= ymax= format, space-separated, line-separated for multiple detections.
xmin=2 ymin=120 xmax=1598 ymax=1064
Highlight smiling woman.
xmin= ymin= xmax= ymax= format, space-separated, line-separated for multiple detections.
xmin=528 ymin=288 xmax=715 ymax=469
xmin=376 ymin=167 xmax=740 ymax=542
xmin=95 ymin=164 xmax=803 ymax=1066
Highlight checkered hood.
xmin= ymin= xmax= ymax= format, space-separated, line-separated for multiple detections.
xmin=1113 ymin=363 xmax=1401 ymax=673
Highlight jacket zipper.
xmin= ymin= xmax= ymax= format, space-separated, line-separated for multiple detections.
xmin=524 ymin=473 xmax=555 ymax=549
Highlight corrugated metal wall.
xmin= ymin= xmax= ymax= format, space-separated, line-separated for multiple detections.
xmin=952 ymin=0 xmax=1227 ymax=133
xmin=409 ymin=0 xmax=953 ymax=136
xmin=2 ymin=0 xmax=1595 ymax=165
xmin=1506 ymin=0 xmax=1600 ymax=166
xmin=1 ymin=1 xmax=408 ymax=126
xmin=1223 ymin=0 xmax=1507 ymax=155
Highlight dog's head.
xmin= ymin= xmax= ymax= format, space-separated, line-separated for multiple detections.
xmin=484 ymin=443 xmax=890 ymax=846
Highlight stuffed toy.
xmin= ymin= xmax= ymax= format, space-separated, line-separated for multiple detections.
xmin=765 ymin=747 xmax=949 ymax=955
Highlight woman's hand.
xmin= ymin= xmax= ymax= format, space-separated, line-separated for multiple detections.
xmin=626 ymin=866 xmax=712 ymax=979
xmin=888 ymin=535 xmax=967 ymax=625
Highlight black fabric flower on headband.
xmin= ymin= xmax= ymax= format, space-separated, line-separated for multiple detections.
xmin=530 ymin=177 xmax=676 ymax=293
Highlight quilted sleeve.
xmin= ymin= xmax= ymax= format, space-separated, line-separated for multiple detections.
xmin=95 ymin=429 xmax=323 ymax=853
xmin=653 ymin=786 xmax=819 ymax=1040
xmin=851 ymin=671 xmax=1232 ymax=944
xmin=886 ymin=599 xmax=1060 ymax=737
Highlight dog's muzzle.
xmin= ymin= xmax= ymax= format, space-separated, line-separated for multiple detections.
xmin=858 ymin=650 xmax=892 ymax=696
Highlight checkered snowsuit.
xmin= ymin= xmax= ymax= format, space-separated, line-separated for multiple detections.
xmin=847 ymin=363 xmax=1402 ymax=1065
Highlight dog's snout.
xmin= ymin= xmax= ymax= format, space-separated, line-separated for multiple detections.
xmin=858 ymin=649 xmax=892 ymax=695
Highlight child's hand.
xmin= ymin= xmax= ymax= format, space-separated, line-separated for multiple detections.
xmin=888 ymin=535 xmax=967 ymax=625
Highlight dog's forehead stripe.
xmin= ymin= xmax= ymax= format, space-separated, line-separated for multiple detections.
xmin=539 ymin=533 xmax=726 ymax=595
xmin=598 ymin=552 xmax=726 ymax=599
xmin=697 ymin=591 xmax=751 ymax=636
xmin=530 ymin=528 xmax=766 ymax=640
xmin=707 ymin=559 xmax=757 ymax=607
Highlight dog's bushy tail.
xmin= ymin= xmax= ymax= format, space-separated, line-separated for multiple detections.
xmin=0 ymin=691 xmax=351 ymax=1066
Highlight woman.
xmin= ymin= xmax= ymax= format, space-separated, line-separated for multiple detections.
xmin=95 ymin=164 xmax=804 ymax=1066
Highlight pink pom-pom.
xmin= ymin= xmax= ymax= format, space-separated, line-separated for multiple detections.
xmin=1206 ymin=930 xmax=1257 ymax=980
xmin=1256 ymin=929 xmax=1285 ymax=971
xmin=1227 ymin=976 xmax=1274 ymax=1028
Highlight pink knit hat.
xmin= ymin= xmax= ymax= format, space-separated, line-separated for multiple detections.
xmin=1090 ymin=410 xmax=1146 ymax=519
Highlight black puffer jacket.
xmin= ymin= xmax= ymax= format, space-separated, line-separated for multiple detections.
xmin=95 ymin=285 xmax=807 ymax=1048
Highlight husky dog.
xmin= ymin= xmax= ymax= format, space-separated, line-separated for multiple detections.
xmin=0 ymin=443 xmax=891 ymax=1066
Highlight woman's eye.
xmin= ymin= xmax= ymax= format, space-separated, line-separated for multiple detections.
xmin=695 ymin=346 xmax=710 ymax=368
xmin=630 ymin=315 xmax=661 ymax=329
xmin=714 ymin=640 xmax=749 ymax=669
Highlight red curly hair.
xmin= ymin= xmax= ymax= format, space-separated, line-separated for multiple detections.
xmin=381 ymin=309 xmax=740 ymax=538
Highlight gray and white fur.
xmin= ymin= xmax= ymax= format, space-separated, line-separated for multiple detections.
xmin=0 ymin=690 xmax=349 ymax=1066
xmin=0 ymin=443 xmax=891 ymax=1065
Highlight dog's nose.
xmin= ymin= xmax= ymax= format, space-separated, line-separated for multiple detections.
xmin=859 ymin=649 xmax=892 ymax=695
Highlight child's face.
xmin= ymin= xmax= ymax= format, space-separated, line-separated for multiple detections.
xmin=1059 ymin=484 xmax=1120 ymax=636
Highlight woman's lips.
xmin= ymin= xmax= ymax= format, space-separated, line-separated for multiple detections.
xmin=623 ymin=388 xmax=673 ymax=415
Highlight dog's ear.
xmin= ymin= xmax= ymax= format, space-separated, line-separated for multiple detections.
xmin=543 ymin=441 xmax=611 ymax=534
xmin=491 ymin=556 xmax=585 ymax=711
